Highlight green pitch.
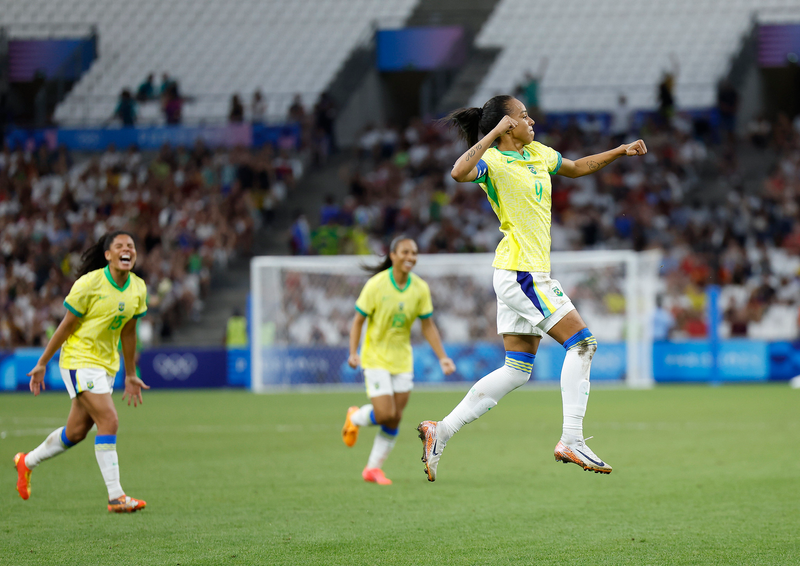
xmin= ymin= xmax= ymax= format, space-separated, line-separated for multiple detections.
xmin=1 ymin=385 xmax=798 ymax=565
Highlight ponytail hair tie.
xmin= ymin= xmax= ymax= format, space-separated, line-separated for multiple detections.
xmin=477 ymin=107 xmax=484 ymax=119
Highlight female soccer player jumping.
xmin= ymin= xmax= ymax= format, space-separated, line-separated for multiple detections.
xmin=341 ymin=237 xmax=456 ymax=485
xmin=14 ymin=231 xmax=150 ymax=512
xmin=417 ymin=95 xmax=647 ymax=481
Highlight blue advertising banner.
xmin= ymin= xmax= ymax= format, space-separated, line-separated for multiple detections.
xmin=139 ymin=348 xmax=228 ymax=389
xmin=9 ymin=38 xmax=96 ymax=82
xmin=652 ymin=340 xmax=769 ymax=382
xmin=0 ymin=340 xmax=794 ymax=392
xmin=227 ymin=348 xmax=251 ymax=387
xmin=767 ymin=341 xmax=800 ymax=380
xmin=260 ymin=341 xmax=626 ymax=387
xmin=377 ymin=26 xmax=467 ymax=71
xmin=5 ymin=123 xmax=301 ymax=152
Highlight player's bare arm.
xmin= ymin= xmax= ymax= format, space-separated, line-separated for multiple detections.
xmin=347 ymin=312 xmax=367 ymax=368
xmin=120 ymin=318 xmax=149 ymax=407
xmin=27 ymin=311 xmax=81 ymax=395
xmin=557 ymin=140 xmax=647 ymax=178
xmin=420 ymin=317 xmax=456 ymax=375
xmin=451 ymin=116 xmax=518 ymax=182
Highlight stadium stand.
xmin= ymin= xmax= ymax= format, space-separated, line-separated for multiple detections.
xmin=0 ymin=0 xmax=419 ymax=125
xmin=472 ymin=0 xmax=795 ymax=112
xmin=0 ymin=140 xmax=303 ymax=348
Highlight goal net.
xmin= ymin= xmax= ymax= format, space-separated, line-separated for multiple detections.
xmin=250 ymin=250 xmax=661 ymax=392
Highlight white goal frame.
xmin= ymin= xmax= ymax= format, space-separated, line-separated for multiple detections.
xmin=250 ymin=250 xmax=660 ymax=392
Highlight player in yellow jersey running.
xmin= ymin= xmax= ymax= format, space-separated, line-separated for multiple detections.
xmin=14 ymin=231 xmax=150 ymax=512
xmin=341 ymin=236 xmax=456 ymax=485
xmin=417 ymin=95 xmax=647 ymax=481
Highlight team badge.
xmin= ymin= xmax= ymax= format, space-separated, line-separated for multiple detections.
xmin=118 ymin=302 xmax=125 ymax=312
xmin=527 ymin=165 xmax=538 ymax=175
xmin=398 ymin=302 xmax=404 ymax=311
xmin=87 ymin=381 xmax=94 ymax=390
xmin=553 ymin=287 xmax=563 ymax=297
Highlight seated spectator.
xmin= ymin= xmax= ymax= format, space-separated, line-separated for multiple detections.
xmin=319 ymin=194 xmax=340 ymax=225
xmin=289 ymin=211 xmax=311 ymax=255
xmin=251 ymin=89 xmax=266 ymax=124
xmin=747 ymin=115 xmax=771 ymax=149
xmin=113 ymin=89 xmax=136 ymax=126
xmin=229 ymin=94 xmax=245 ymax=123
xmin=136 ymin=73 xmax=156 ymax=102
xmin=288 ymin=94 xmax=306 ymax=123
xmin=163 ymin=84 xmax=183 ymax=125
xmin=159 ymin=73 xmax=176 ymax=98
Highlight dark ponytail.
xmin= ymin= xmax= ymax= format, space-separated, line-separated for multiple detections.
xmin=444 ymin=95 xmax=513 ymax=148
xmin=77 ymin=230 xmax=135 ymax=277
xmin=362 ymin=235 xmax=413 ymax=276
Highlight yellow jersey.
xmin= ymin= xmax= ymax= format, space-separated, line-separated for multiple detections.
xmin=473 ymin=140 xmax=562 ymax=272
xmin=354 ymin=268 xmax=433 ymax=374
xmin=61 ymin=266 xmax=148 ymax=375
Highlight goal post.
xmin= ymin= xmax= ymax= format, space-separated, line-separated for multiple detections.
xmin=250 ymin=250 xmax=661 ymax=392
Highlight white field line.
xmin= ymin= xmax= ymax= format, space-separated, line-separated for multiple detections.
xmin=2 ymin=420 xmax=795 ymax=439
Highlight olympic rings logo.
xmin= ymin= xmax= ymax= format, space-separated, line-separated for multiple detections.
xmin=153 ymin=353 xmax=198 ymax=380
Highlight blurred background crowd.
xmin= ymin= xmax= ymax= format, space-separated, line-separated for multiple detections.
xmin=292 ymin=103 xmax=800 ymax=342
xmin=2 ymin=0 xmax=800 ymax=348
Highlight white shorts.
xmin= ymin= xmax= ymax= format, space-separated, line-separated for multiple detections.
xmin=493 ymin=268 xmax=575 ymax=337
xmin=61 ymin=367 xmax=115 ymax=399
xmin=363 ymin=368 xmax=414 ymax=398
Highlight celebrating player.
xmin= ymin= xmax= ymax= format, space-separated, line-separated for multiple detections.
xmin=417 ymin=95 xmax=647 ymax=481
xmin=341 ymin=236 xmax=456 ymax=485
xmin=14 ymin=231 xmax=150 ymax=512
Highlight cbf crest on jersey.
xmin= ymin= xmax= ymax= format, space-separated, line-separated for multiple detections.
xmin=118 ymin=302 xmax=125 ymax=312
xmin=527 ymin=165 xmax=538 ymax=175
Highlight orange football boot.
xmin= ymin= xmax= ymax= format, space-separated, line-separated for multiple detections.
xmin=342 ymin=406 xmax=360 ymax=447
xmin=14 ymin=453 xmax=31 ymax=500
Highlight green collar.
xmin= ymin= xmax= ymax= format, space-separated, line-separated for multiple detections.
xmin=104 ymin=265 xmax=131 ymax=292
xmin=388 ymin=267 xmax=411 ymax=292
xmin=498 ymin=148 xmax=530 ymax=160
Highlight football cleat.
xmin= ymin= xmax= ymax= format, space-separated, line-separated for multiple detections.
xmin=362 ymin=467 xmax=392 ymax=485
xmin=341 ymin=406 xmax=360 ymax=447
xmin=554 ymin=437 xmax=612 ymax=474
xmin=108 ymin=495 xmax=147 ymax=513
xmin=417 ymin=421 xmax=446 ymax=482
xmin=14 ymin=453 xmax=32 ymax=500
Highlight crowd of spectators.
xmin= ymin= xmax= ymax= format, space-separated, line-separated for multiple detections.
xmin=0 ymin=138 xmax=302 ymax=349
xmin=293 ymin=108 xmax=800 ymax=341
xmin=272 ymin=260 xmax=631 ymax=349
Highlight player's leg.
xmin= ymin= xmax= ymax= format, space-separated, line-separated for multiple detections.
xmin=417 ymin=335 xmax=537 ymax=481
xmin=548 ymin=309 xmax=611 ymax=474
xmin=418 ymin=269 xmax=542 ymax=481
xmin=76 ymin=379 xmax=145 ymax=512
xmin=363 ymin=384 xmax=411 ymax=485
xmin=342 ymin=369 xmax=389 ymax=447
xmin=439 ymin=333 xmax=537 ymax=439
xmin=14 ymin=371 xmax=93 ymax=500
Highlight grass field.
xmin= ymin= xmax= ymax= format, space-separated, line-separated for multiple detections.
xmin=1 ymin=385 xmax=799 ymax=565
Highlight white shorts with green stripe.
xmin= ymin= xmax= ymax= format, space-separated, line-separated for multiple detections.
xmin=363 ymin=368 xmax=414 ymax=398
xmin=60 ymin=367 xmax=115 ymax=398
xmin=493 ymin=268 xmax=575 ymax=337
